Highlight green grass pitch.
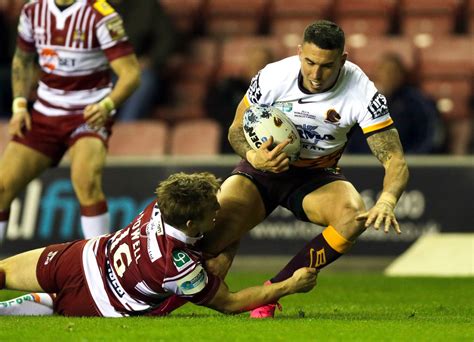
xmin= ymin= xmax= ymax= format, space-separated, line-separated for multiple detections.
xmin=0 ymin=272 xmax=472 ymax=341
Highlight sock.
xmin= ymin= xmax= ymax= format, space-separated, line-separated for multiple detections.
xmin=270 ymin=225 xmax=353 ymax=283
xmin=80 ymin=201 xmax=110 ymax=239
xmin=0 ymin=209 xmax=10 ymax=244
xmin=0 ymin=293 xmax=54 ymax=316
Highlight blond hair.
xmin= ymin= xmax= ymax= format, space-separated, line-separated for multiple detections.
xmin=156 ymin=172 xmax=220 ymax=227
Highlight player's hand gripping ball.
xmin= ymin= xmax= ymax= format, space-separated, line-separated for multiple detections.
xmin=243 ymin=104 xmax=301 ymax=162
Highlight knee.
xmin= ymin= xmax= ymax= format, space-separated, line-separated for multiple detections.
xmin=334 ymin=199 xmax=367 ymax=239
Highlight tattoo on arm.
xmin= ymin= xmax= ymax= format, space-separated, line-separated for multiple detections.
xmin=228 ymin=123 xmax=252 ymax=159
xmin=11 ymin=48 xmax=35 ymax=98
xmin=366 ymin=128 xmax=403 ymax=165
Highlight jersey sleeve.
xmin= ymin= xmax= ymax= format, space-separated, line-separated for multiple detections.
xmin=354 ymin=71 xmax=394 ymax=135
xmin=244 ymin=64 xmax=279 ymax=107
xmin=93 ymin=1 xmax=134 ymax=61
xmin=162 ymin=250 xmax=221 ymax=305
xmin=16 ymin=4 xmax=35 ymax=53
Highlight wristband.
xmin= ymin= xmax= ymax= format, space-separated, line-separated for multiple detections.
xmin=12 ymin=97 xmax=27 ymax=113
xmin=99 ymin=96 xmax=115 ymax=115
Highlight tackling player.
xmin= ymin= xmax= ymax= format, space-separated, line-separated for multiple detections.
xmin=200 ymin=20 xmax=410 ymax=318
xmin=0 ymin=172 xmax=317 ymax=317
xmin=0 ymin=0 xmax=140 ymax=242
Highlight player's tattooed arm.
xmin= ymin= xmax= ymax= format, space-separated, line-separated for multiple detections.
xmin=228 ymin=98 xmax=253 ymax=159
xmin=367 ymin=128 xmax=409 ymax=202
xmin=11 ymin=47 xmax=35 ymax=98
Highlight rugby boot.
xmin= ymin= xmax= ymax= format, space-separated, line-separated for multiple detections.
xmin=249 ymin=280 xmax=282 ymax=318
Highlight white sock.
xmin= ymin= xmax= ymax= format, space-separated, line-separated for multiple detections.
xmin=0 ymin=293 xmax=54 ymax=316
xmin=81 ymin=212 xmax=110 ymax=239
xmin=0 ymin=221 xmax=6 ymax=244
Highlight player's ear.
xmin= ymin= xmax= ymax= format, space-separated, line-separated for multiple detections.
xmin=340 ymin=52 xmax=348 ymax=67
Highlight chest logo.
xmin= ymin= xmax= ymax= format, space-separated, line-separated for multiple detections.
xmin=297 ymin=124 xmax=335 ymax=142
xmin=325 ymin=109 xmax=341 ymax=125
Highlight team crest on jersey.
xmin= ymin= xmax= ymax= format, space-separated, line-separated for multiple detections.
xmin=324 ymin=109 xmax=341 ymax=126
xmin=248 ymin=72 xmax=262 ymax=104
xmin=73 ymin=29 xmax=85 ymax=43
xmin=172 ymin=250 xmax=193 ymax=271
xmin=105 ymin=17 xmax=125 ymax=41
xmin=367 ymin=92 xmax=389 ymax=119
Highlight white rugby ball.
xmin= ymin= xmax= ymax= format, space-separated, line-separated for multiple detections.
xmin=243 ymin=104 xmax=301 ymax=162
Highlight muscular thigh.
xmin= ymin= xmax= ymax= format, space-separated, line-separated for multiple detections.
xmin=69 ymin=137 xmax=107 ymax=175
xmin=0 ymin=142 xmax=51 ymax=194
xmin=201 ymin=174 xmax=266 ymax=254
xmin=0 ymin=247 xmax=45 ymax=292
xmin=302 ymin=180 xmax=366 ymax=238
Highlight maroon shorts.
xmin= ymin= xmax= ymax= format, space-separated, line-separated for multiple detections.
xmin=36 ymin=240 xmax=100 ymax=316
xmin=12 ymin=109 xmax=113 ymax=166
xmin=232 ymin=160 xmax=348 ymax=221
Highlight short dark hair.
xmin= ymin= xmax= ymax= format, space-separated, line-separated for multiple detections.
xmin=156 ymin=172 xmax=220 ymax=227
xmin=303 ymin=20 xmax=345 ymax=52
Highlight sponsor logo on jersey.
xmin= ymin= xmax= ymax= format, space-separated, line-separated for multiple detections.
xmin=172 ymin=250 xmax=193 ymax=271
xmin=93 ymin=0 xmax=115 ymax=16
xmin=105 ymin=258 xmax=126 ymax=298
xmin=274 ymin=102 xmax=293 ymax=113
xmin=40 ymin=48 xmax=59 ymax=72
xmin=367 ymin=92 xmax=389 ymax=119
xmin=296 ymin=124 xmax=335 ymax=142
xmin=176 ymin=265 xmax=207 ymax=295
xmin=43 ymin=250 xmax=58 ymax=265
xmin=105 ymin=17 xmax=125 ymax=41
xmin=248 ymin=72 xmax=262 ymax=104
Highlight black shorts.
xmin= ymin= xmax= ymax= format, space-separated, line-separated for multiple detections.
xmin=232 ymin=160 xmax=348 ymax=222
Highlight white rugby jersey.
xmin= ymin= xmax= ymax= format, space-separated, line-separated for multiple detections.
xmin=81 ymin=201 xmax=220 ymax=317
xmin=244 ymin=56 xmax=394 ymax=168
xmin=16 ymin=0 xmax=134 ymax=116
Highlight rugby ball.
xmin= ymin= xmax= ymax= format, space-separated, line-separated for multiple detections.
xmin=243 ymin=104 xmax=301 ymax=162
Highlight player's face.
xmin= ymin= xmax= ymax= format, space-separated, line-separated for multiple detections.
xmin=196 ymin=201 xmax=220 ymax=234
xmin=298 ymin=42 xmax=347 ymax=94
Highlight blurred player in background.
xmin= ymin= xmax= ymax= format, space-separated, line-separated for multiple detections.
xmin=201 ymin=20 xmax=409 ymax=318
xmin=0 ymin=0 xmax=140 ymax=243
xmin=0 ymin=172 xmax=317 ymax=317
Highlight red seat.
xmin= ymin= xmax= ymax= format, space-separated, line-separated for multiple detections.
xmin=108 ymin=121 xmax=169 ymax=156
xmin=270 ymin=0 xmax=333 ymax=37
xmin=400 ymin=0 xmax=460 ymax=36
xmin=217 ymin=36 xmax=283 ymax=79
xmin=348 ymin=37 xmax=416 ymax=78
xmin=160 ymin=0 xmax=204 ymax=34
xmin=170 ymin=119 xmax=221 ymax=155
xmin=205 ymin=0 xmax=268 ymax=37
xmin=334 ymin=0 xmax=397 ymax=37
xmin=417 ymin=37 xmax=474 ymax=79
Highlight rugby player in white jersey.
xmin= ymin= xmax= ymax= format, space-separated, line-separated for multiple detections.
xmin=0 ymin=0 xmax=140 ymax=242
xmin=0 ymin=172 xmax=317 ymax=317
xmin=200 ymin=20 xmax=409 ymax=318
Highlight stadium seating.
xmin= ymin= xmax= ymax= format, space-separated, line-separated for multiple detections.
xmin=160 ymin=0 xmax=204 ymax=35
xmin=348 ymin=36 xmax=416 ymax=78
xmin=217 ymin=36 xmax=284 ymax=79
xmin=400 ymin=0 xmax=461 ymax=37
xmin=269 ymin=0 xmax=333 ymax=37
xmin=108 ymin=121 xmax=169 ymax=156
xmin=169 ymin=119 xmax=221 ymax=155
xmin=334 ymin=0 xmax=397 ymax=37
xmin=204 ymin=0 xmax=269 ymax=37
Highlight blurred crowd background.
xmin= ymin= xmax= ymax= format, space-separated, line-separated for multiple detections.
xmin=1 ymin=0 xmax=473 ymax=156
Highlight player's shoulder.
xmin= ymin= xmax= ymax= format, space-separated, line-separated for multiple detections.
xmin=22 ymin=0 xmax=40 ymax=12
xmin=341 ymin=60 xmax=377 ymax=101
xmin=261 ymin=55 xmax=300 ymax=81
xmin=89 ymin=0 xmax=118 ymax=18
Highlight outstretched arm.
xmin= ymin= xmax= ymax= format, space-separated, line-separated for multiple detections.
xmin=356 ymin=128 xmax=409 ymax=233
xmin=204 ymin=267 xmax=318 ymax=314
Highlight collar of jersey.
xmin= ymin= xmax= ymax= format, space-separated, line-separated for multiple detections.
xmin=163 ymin=223 xmax=203 ymax=246
xmin=49 ymin=0 xmax=86 ymax=18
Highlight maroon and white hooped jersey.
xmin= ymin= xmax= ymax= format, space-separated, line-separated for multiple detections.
xmin=16 ymin=0 xmax=134 ymax=116
xmin=81 ymin=200 xmax=221 ymax=317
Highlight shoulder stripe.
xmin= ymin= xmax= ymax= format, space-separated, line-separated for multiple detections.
xmin=362 ymin=118 xmax=394 ymax=134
